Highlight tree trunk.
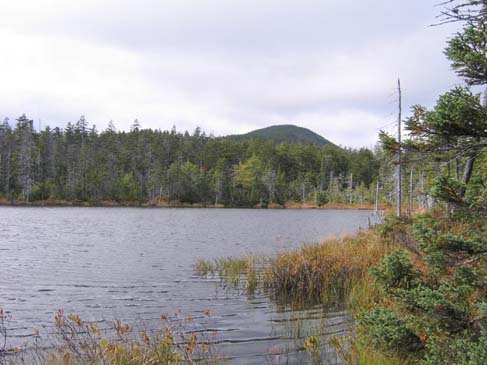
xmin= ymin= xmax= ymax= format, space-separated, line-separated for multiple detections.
xmin=460 ymin=156 xmax=475 ymax=197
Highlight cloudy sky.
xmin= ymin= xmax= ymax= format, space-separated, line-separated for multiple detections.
xmin=0 ymin=1 xmax=462 ymax=147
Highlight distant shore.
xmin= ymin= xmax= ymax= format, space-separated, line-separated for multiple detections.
xmin=0 ymin=198 xmax=384 ymax=210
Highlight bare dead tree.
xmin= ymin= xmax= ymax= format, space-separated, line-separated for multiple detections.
xmin=435 ymin=0 xmax=487 ymax=25
xmin=397 ymin=79 xmax=402 ymax=218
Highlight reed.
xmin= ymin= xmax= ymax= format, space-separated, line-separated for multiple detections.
xmin=271 ymin=228 xmax=396 ymax=305
xmin=196 ymin=230 xmax=391 ymax=303
xmin=0 ymin=310 xmax=221 ymax=365
xmin=194 ymin=227 xmax=399 ymax=364
xmin=194 ymin=256 xmax=262 ymax=291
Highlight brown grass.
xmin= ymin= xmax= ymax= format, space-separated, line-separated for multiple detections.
xmin=1 ymin=310 xmax=221 ymax=365
xmin=264 ymin=229 xmax=393 ymax=305
xmin=193 ymin=228 xmax=399 ymax=364
xmin=194 ymin=229 xmax=394 ymax=307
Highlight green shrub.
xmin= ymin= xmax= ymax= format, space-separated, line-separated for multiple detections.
xmin=370 ymin=250 xmax=420 ymax=292
xmin=359 ymin=307 xmax=423 ymax=354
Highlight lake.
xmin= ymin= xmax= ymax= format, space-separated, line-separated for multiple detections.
xmin=0 ymin=207 xmax=375 ymax=364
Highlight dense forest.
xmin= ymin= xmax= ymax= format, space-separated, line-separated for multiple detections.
xmin=0 ymin=117 xmax=379 ymax=206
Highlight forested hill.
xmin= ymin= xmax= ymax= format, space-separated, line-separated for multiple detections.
xmin=0 ymin=116 xmax=379 ymax=206
xmin=228 ymin=125 xmax=332 ymax=146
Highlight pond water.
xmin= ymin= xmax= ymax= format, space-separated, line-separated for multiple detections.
xmin=0 ymin=207 xmax=375 ymax=364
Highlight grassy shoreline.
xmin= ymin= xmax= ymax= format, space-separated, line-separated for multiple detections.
xmin=0 ymin=309 xmax=222 ymax=365
xmin=0 ymin=198 xmax=383 ymax=210
xmin=194 ymin=229 xmax=391 ymax=304
xmin=194 ymin=226 xmax=402 ymax=364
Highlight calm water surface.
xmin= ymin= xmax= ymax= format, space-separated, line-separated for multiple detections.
xmin=0 ymin=207 xmax=374 ymax=364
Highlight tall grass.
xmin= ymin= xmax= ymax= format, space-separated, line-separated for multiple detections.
xmin=329 ymin=334 xmax=404 ymax=365
xmin=264 ymin=230 xmax=392 ymax=305
xmin=195 ymin=229 xmax=392 ymax=307
xmin=0 ymin=310 xmax=221 ymax=365
xmin=194 ymin=256 xmax=262 ymax=293
xmin=194 ymin=228 xmax=398 ymax=364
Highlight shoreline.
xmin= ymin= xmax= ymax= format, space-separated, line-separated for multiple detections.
xmin=0 ymin=198 xmax=384 ymax=210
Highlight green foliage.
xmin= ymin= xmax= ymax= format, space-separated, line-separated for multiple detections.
xmin=464 ymin=153 xmax=487 ymax=211
xmin=118 ymin=173 xmax=143 ymax=201
xmin=446 ymin=22 xmax=487 ymax=86
xmin=378 ymin=130 xmax=400 ymax=157
xmin=425 ymin=87 xmax=487 ymax=139
xmin=423 ymin=332 xmax=487 ymax=365
xmin=414 ymin=216 xmax=487 ymax=268
xmin=359 ymin=308 xmax=423 ymax=354
xmin=363 ymin=213 xmax=487 ymax=363
xmin=402 ymin=87 xmax=486 ymax=157
xmin=315 ymin=190 xmax=329 ymax=206
xmin=233 ymin=154 xmax=263 ymax=190
xmin=363 ymin=3 xmax=487 ymax=363
xmin=370 ymin=250 xmax=420 ymax=292
xmin=429 ymin=175 xmax=467 ymax=206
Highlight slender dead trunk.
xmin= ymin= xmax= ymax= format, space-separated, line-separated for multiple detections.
xmin=6 ymin=146 xmax=11 ymax=197
xmin=460 ymin=156 xmax=475 ymax=197
xmin=397 ymin=78 xmax=402 ymax=217
xmin=349 ymin=173 xmax=353 ymax=204
xmin=375 ymin=179 xmax=379 ymax=212
xmin=409 ymin=167 xmax=414 ymax=218
xmin=329 ymin=171 xmax=334 ymax=203
xmin=419 ymin=170 xmax=425 ymax=210
xmin=455 ymin=158 xmax=460 ymax=180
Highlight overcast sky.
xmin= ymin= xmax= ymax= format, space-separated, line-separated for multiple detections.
xmin=0 ymin=1 xmax=462 ymax=147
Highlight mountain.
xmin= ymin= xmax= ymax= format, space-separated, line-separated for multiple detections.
xmin=228 ymin=125 xmax=333 ymax=146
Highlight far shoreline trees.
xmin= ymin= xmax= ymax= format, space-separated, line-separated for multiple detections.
xmin=0 ymin=118 xmax=380 ymax=207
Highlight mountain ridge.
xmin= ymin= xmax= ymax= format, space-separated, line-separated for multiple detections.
xmin=227 ymin=124 xmax=333 ymax=146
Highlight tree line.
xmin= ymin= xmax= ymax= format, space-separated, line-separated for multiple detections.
xmin=0 ymin=117 xmax=379 ymax=206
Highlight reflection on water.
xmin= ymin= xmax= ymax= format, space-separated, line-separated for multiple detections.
xmin=0 ymin=207 xmax=373 ymax=363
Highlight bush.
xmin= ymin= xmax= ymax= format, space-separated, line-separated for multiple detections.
xmin=370 ymin=250 xmax=420 ymax=293
xmin=359 ymin=307 xmax=423 ymax=354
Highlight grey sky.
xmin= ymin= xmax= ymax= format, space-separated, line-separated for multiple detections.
xmin=0 ymin=1 xmax=462 ymax=147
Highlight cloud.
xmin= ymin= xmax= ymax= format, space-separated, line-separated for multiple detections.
xmin=0 ymin=1 xmax=462 ymax=147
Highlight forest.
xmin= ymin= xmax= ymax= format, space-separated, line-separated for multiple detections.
xmin=0 ymin=118 xmax=379 ymax=207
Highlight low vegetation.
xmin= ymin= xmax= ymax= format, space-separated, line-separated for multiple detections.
xmin=0 ymin=310 xmax=221 ymax=365
xmin=194 ymin=210 xmax=487 ymax=364
xmin=193 ymin=225 xmax=399 ymax=363
xmin=195 ymin=227 xmax=392 ymax=306
xmin=194 ymin=256 xmax=261 ymax=291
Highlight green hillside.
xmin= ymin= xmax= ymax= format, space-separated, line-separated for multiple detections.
xmin=228 ymin=125 xmax=333 ymax=146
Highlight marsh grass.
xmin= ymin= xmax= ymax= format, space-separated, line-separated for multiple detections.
xmin=329 ymin=334 xmax=404 ymax=365
xmin=193 ymin=256 xmax=263 ymax=293
xmin=0 ymin=310 xmax=222 ymax=365
xmin=264 ymin=230 xmax=392 ymax=305
xmin=195 ymin=229 xmax=393 ymax=307
xmin=0 ymin=308 xmax=13 ymax=365
xmin=194 ymin=228 xmax=398 ymax=364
